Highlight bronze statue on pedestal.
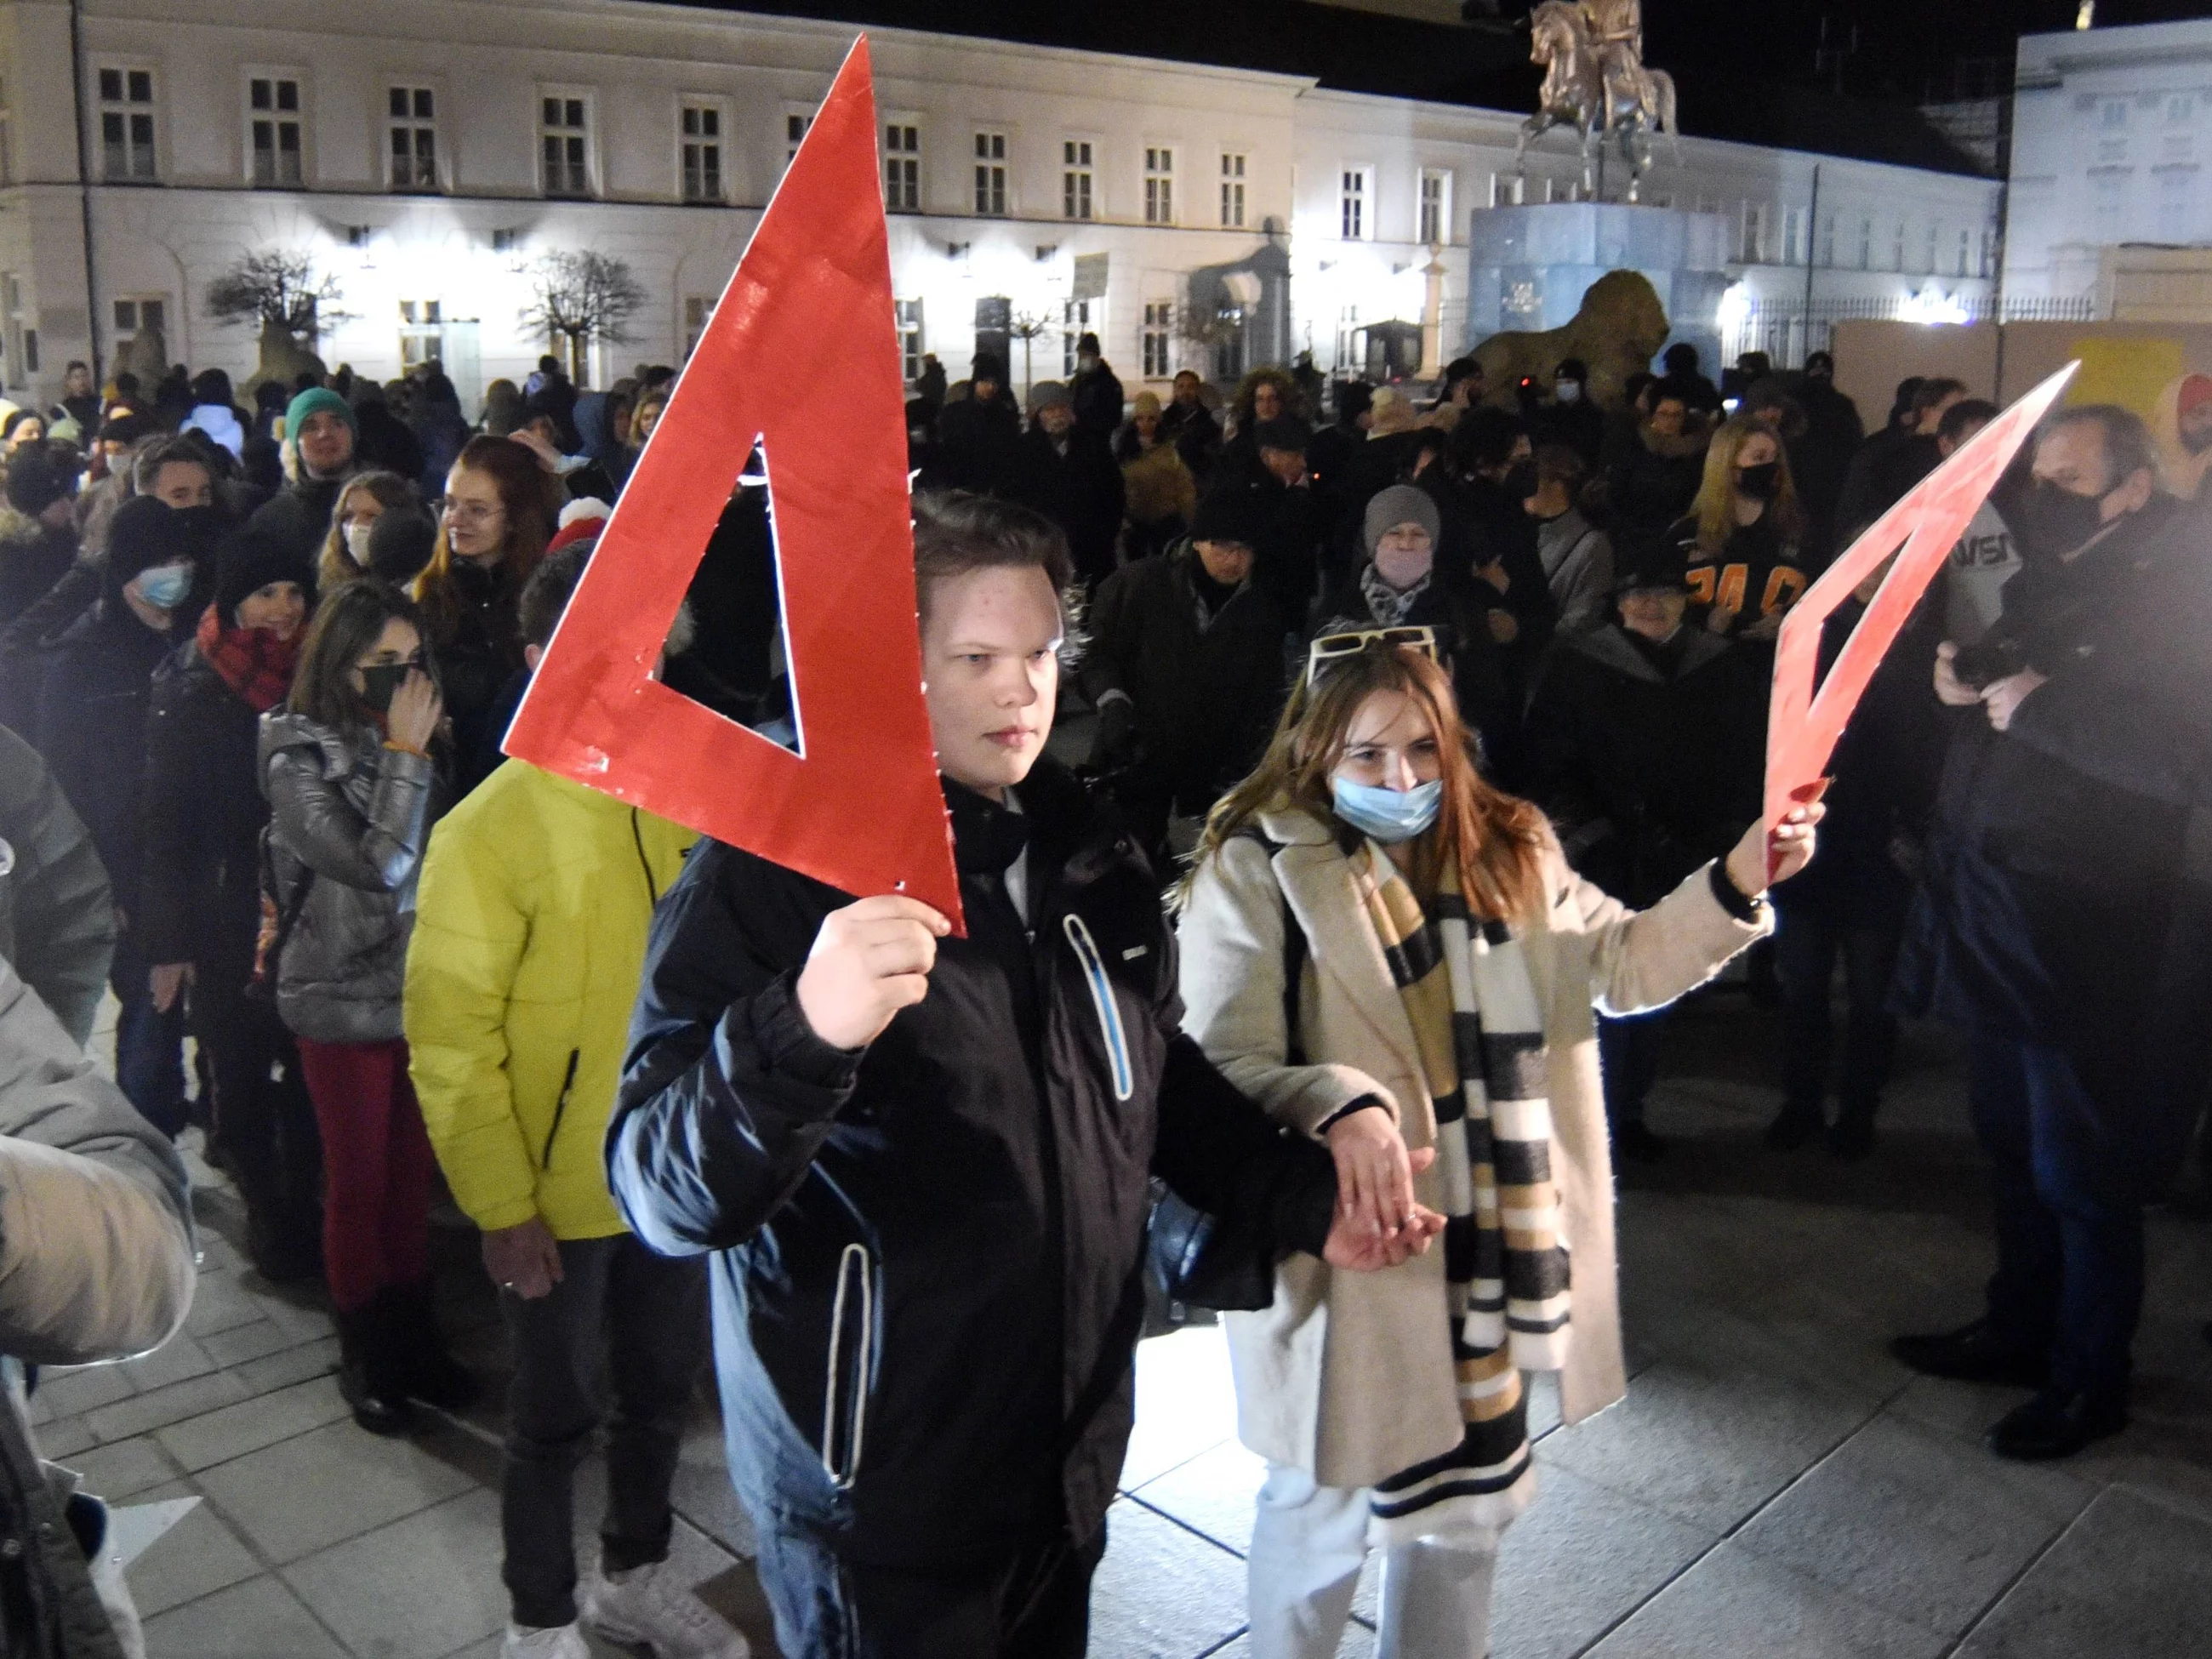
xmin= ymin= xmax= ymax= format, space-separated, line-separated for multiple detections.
xmin=1515 ymin=0 xmax=1679 ymax=203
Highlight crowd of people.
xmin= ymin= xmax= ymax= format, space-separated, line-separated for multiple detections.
xmin=0 ymin=319 xmax=2203 ymax=1657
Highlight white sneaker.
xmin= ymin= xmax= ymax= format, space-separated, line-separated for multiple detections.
xmin=501 ymin=1622 xmax=589 ymax=1659
xmin=582 ymin=1559 xmax=750 ymax=1659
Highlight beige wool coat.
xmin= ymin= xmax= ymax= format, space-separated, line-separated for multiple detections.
xmin=1177 ymin=804 xmax=1770 ymax=1491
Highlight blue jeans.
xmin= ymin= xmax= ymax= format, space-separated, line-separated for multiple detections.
xmin=1596 ymin=1010 xmax=1668 ymax=1130
xmin=1970 ymin=1031 xmax=2146 ymax=1400
xmin=112 ymin=975 xmax=188 ymax=1139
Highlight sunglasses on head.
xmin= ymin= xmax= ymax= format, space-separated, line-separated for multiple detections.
xmin=1304 ymin=626 xmax=1440 ymax=688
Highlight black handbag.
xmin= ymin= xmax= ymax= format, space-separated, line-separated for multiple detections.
xmin=1146 ymin=832 xmax=1308 ymax=1312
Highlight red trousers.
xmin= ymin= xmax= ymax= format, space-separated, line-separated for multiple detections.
xmin=294 ymin=1037 xmax=434 ymax=1314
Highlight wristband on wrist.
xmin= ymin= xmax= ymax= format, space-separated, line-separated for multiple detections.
xmin=1709 ymin=859 xmax=1766 ymax=923
xmin=1318 ymin=1094 xmax=1387 ymax=1135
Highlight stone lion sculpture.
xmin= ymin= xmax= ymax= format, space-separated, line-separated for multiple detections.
xmin=1470 ymin=269 xmax=1670 ymax=409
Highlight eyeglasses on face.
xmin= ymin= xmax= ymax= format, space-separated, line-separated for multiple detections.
xmin=436 ymin=497 xmax=506 ymax=528
xmin=1304 ymin=625 xmax=1440 ymax=688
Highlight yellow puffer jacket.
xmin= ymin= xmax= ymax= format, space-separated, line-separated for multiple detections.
xmin=404 ymin=760 xmax=696 ymax=1240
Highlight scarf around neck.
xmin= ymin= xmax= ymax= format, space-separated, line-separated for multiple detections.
xmin=1346 ymin=836 xmax=1568 ymax=1543
xmin=1359 ymin=560 xmax=1430 ymax=627
xmin=197 ymin=605 xmax=299 ymax=713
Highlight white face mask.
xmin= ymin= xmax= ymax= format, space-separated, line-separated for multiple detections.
xmin=1555 ymin=380 xmax=1583 ymax=404
xmin=344 ymin=521 xmax=376 ymax=566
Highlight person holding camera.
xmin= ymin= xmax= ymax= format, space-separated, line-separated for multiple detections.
xmin=1893 ymin=404 xmax=2212 ymax=1460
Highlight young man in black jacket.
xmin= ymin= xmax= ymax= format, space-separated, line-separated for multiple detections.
xmin=607 ymin=492 xmax=1437 ymax=1659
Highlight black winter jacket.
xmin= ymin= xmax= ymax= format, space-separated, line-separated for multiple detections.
xmin=607 ymin=762 xmax=1336 ymax=1567
xmin=245 ymin=475 xmax=346 ymax=569
xmin=1008 ymin=425 xmax=1126 ymax=584
xmin=138 ymin=641 xmax=268 ymax=976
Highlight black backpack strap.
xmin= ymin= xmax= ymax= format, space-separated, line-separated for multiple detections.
xmin=1235 ymin=829 xmax=1307 ymax=1067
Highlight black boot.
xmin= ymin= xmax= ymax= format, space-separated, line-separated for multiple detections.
xmin=389 ymin=1280 xmax=481 ymax=1412
xmin=336 ymin=1300 xmax=415 ymax=1436
xmin=1764 ymin=1099 xmax=1825 ymax=1151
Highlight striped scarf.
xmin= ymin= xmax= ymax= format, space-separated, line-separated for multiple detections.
xmin=1347 ymin=836 xmax=1570 ymax=1544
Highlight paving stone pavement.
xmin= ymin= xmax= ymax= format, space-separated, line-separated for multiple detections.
xmin=52 ymin=991 xmax=2212 ymax=1657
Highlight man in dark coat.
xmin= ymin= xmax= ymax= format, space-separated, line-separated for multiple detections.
xmin=0 ymin=448 xmax=80 ymax=631
xmin=1068 ymin=333 xmax=1124 ymax=438
xmin=607 ymin=492 xmax=1430 ymax=1659
xmin=1891 ymin=404 xmax=2212 ymax=1461
xmin=1535 ymin=356 xmax=1605 ymax=465
xmin=1157 ymin=369 xmax=1223 ymax=482
xmin=1085 ymin=484 xmax=1290 ymax=861
xmin=933 ymin=351 xmax=1023 ymax=497
xmin=33 ymin=496 xmax=213 ymax=1137
xmin=1525 ymin=546 xmax=1764 ymax=1159
xmin=1834 ymin=377 xmax=1966 ymax=544
xmin=1788 ymin=351 xmax=1867 ymax=542
xmin=1007 ymin=381 xmax=1125 ymax=586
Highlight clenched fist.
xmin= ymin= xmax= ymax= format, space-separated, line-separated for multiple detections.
xmin=795 ymin=895 xmax=953 ymax=1051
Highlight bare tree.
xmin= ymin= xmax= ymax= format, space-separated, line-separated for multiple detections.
xmin=205 ymin=250 xmax=352 ymax=345
xmin=1006 ymin=311 xmax=1053 ymax=400
xmin=518 ymin=251 xmax=646 ymax=385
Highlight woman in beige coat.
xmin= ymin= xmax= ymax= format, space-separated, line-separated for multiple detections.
xmin=1176 ymin=636 xmax=1818 ymax=1658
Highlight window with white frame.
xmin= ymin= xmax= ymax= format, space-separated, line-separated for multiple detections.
xmin=684 ymin=295 xmax=715 ymax=357
xmin=1740 ymin=202 xmax=1766 ymax=263
xmin=1143 ymin=146 xmax=1174 ymax=225
xmin=388 ymin=87 xmax=437 ymax=191
xmin=885 ymin=123 xmax=920 ymax=211
xmin=1063 ymin=140 xmax=1093 ymax=221
xmin=97 ymin=66 xmax=157 ymax=181
xmin=1220 ymin=152 xmax=1246 ymax=228
xmin=1980 ymin=229 xmax=1995 ymax=276
xmin=1782 ymin=206 xmax=1806 ymax=265
xmin=1856 ymin=216 xmax=1873 ymax=270
xmin=1418 ymin=168 xmax=1449 ymax=246
xmin=973 ymin=132 xmax=1007 ymax=216
xmin=398 ymin=299 xmax=442 ymax=371
xmin=784 ymin=113 xmax=810 ymax=169
xmin=111 ymin=294 xmax=167 ymax=348
xmin=1339 ymin=168 xmax=1369 ymax=239
xmin=541 ymin=95 xmax=590 ymax=197
xmin=1143 ymin=301 xmax=1172 ymax=379
xmin=895 ymin=299 xmax=924 ymax=385
xmin=1061 ymin=299 xmax=1096 ymax=377
xmin=1819 ymin=213 xmax=1836 ymax=265
xmin=1957 ymin=227 xmax=1971 ymax=276
xmin=248 ymin=76 xmax=304 ymax=188
xmin=681 ymin=104 xmax=723 ymax=202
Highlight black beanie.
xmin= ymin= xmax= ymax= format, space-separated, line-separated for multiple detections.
xmin=4 ymin=447 xmax=70 ymax=518
xmin=105 ymin=495 xmax=208 ymax=596
xmin=214 ymin=526 xmax=316 ymax=625
xmin=1189 ymin=482 xmax=1269 ymax=549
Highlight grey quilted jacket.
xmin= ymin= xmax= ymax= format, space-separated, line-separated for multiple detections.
xmin=259 ymin=712 xmax=439 ymax=1045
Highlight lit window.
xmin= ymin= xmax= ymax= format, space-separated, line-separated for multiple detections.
xmin=1061 ymin=299 xmax=1095 ymax=377
xmin=895 ymin=299 xmax=924 ymax=384
xmin=1220 ymin=152 xmax=1246 ymax=229
xmin=885 ymin=123 xmax=920 ymax=212
xmin=681 ymin=105 xmax=723 ymax=203
xmin=1143 ymin=302 xmax=1172 ymax=379
xmin=248 ymin=77 xmax=303 ymax=188
xmin=1418 ymin=168 xmax=1449 ymax=245
xmin=1063 ymin=140 xmax=1093 ymax=221
xmin=973 ymin=132 xmax=1007 ymax=217
xmin=1144 ymin=146 xmax=1174 ymax=225
xmin=398 ymin=299 xmax=443 ymax=372
xmin=389 ymin=86 xmax=437 ymax=191
xmin=541 ymin=96 xmax=590 ymax=197
xmin=97 ymin=66 xmax=157 ymax=181
xmin=1340 ymin=168 xmax=1369 ymax=240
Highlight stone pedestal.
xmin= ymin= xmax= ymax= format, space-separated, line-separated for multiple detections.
xmin=1467 ymin=201 xmax=1734 ymax=369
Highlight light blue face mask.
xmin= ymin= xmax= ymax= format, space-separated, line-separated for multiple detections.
xmin=133 ymin=562 xmax=192 ymax=610
xmin=1331 ymin=777 xmax=1443 ymax=844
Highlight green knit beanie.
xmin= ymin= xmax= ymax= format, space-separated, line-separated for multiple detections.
xmin=283 ymin=386 xmax=356 ymax=444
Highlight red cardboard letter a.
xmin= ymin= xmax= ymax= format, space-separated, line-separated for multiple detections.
xmin=503 ymin=37 xmax=962 ymax=927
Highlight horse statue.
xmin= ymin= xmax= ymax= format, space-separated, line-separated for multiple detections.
xmin=1514 ymin=0 xmax=1680 ymax=204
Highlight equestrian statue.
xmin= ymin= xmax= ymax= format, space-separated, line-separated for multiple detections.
xmin=1515 ymin=0 xmax=1680 ymax=203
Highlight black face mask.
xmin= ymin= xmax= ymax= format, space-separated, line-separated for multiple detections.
xmin=2016 ymin=477 xmax=2111 ymax=556
xmin=356 ymin=660 xmax=420 ymax=715
xmin=1501 ymin=459 xmax=1538 ymax=499
xmin=1736 ymin=461 xmax=1782 ymax=502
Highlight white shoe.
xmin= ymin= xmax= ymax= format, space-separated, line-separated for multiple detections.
xmin=501 ymin=1622 xmax=589 ymax=1659
xmin=582 ymin=1559 xmax=750 ymax=1659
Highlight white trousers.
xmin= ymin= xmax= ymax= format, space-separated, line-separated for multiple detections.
xmin=1246 ymin=1465 xmax=1497 ymax=1659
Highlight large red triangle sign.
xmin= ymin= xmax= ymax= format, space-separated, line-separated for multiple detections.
xmin=504 ymin=37 xmax=963 ymax=929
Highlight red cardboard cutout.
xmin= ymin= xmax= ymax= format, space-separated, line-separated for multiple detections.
xmin=1764 ymin=362 xmax=2079 ymax=844
xmin=504 ymin=38 xmax=963 ymax=930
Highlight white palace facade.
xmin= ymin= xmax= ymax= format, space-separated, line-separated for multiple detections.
xmin=0 ymin=0 xmax=2002 ymax=412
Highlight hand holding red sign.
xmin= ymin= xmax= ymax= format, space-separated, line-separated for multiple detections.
xmin=1763 ymin=364 xmax=2081 ymax=860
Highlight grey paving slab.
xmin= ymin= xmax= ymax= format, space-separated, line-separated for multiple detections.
xmin=244 ymin=1288 xmax=338 ymax=1345
xmin=141 ymin=1571 xmax=349 ymax=1659
xmin=233 ymin=1331 xmax=340 ymax=1393
xmin=197 ymin=1315 xmax=295 ymax=1370
xmin=283 ymin=1486 xmax=508 ymax=1659
xmin=1128 ymin=1438 xmax=1268 ymax=1556
xmin=1205 ymin=1627 xmax=1377 ymax=1658
xmin=180 ymin=1271 xmax=266 ymax=1340
xmin=1954 ymin=1486 xmax=2212 ymax=1658
xmin=64 ymin=1434 xmax=178 ymax=1502
xmin=1492 ymin=1459 xmax=1713 ymax=1659
xmin=37 ymin=1416 xmax=96 ymax=1461
xmin=1732 ymin=1411 xmax=2092 ymax=1638
xmin=1092 ymin=1497 xmax=1250 ymax=1659
xmin=1586 ymin=1540 xmax=1949 ymax=1659
xmin=123 ymin=1479 xmax=265 ymax=1620
xmin=86 ymin=1370 xmax=252 ymax=1443
xmin=33 ymin=1362 xmax=138 ymax=1421
xmin=670 ymin=1411 xmax=761 ymax=1560
xmin=156 ymin=1374 xmax=351 ymax=1473
xmin=1536 ymin=1354 xmax=1873 ymax=1536
xmin=122 ymin=1333 xmax=219 ymax=1394
xmin=195 ymin=1418 xmax=477 ymax=1565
